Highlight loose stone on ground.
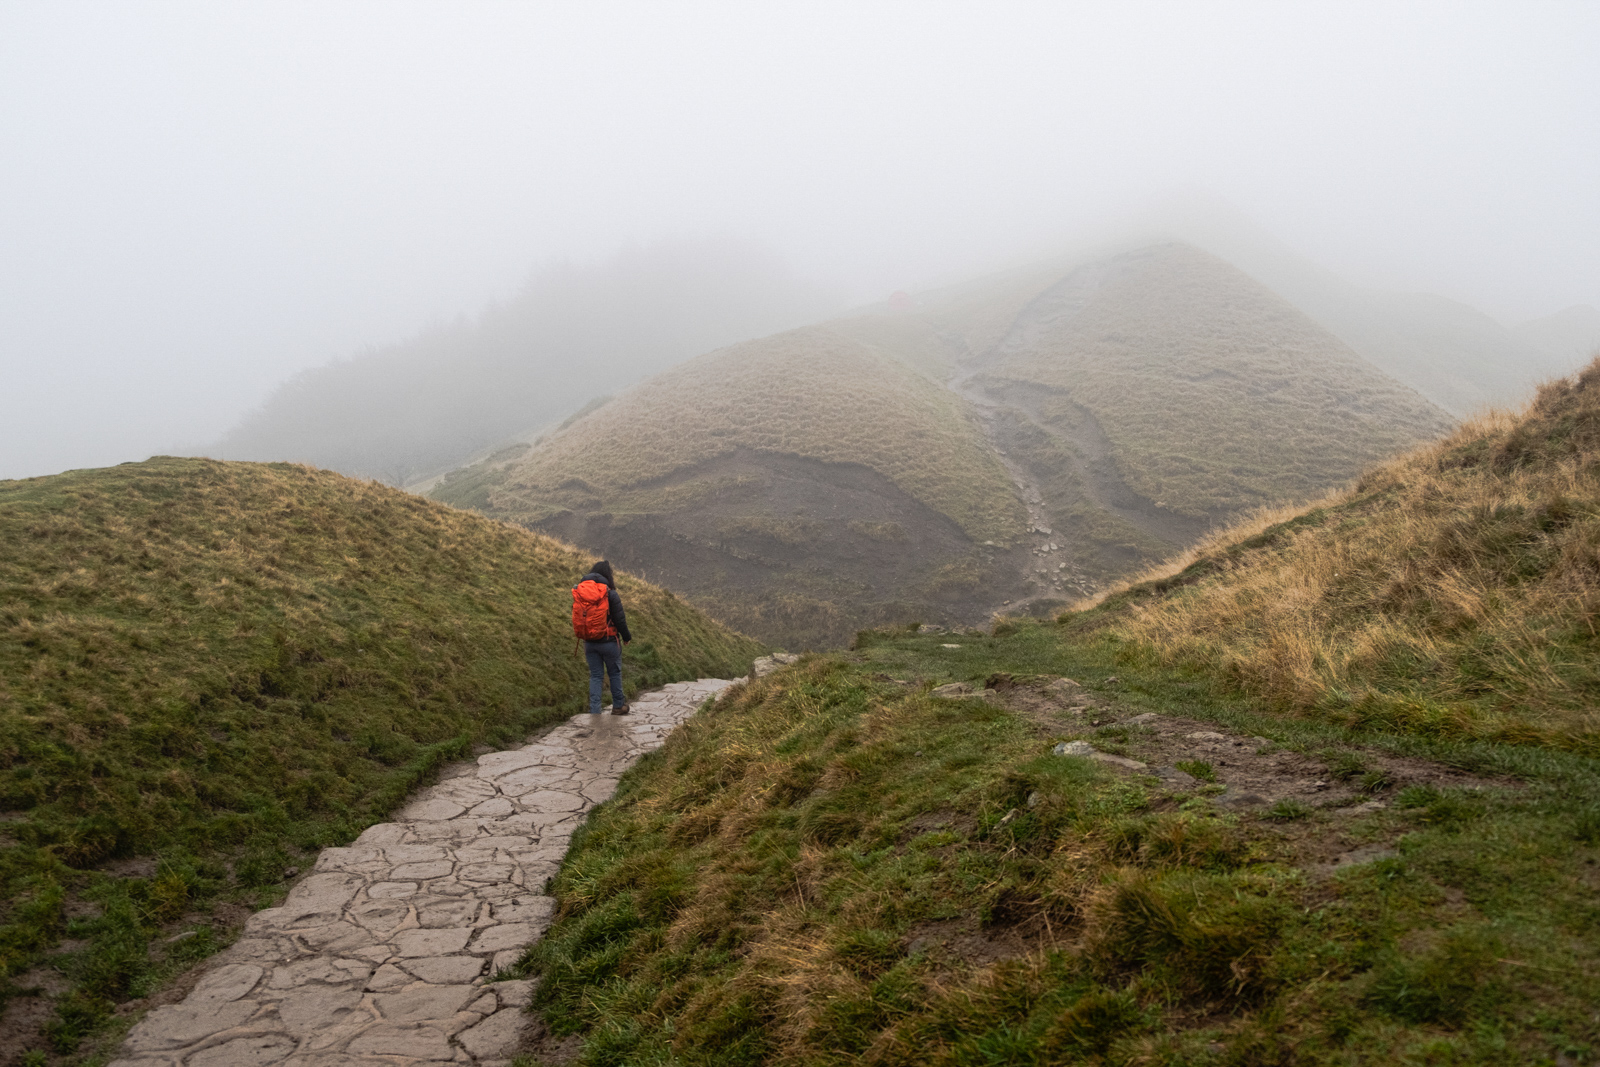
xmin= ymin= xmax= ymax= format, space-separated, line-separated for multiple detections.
xmin=109 ymin=678 xmax=732 ymax=1067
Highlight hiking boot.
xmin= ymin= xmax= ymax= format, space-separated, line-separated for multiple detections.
xmin=610 ymin=704 xmax=630 ymax=715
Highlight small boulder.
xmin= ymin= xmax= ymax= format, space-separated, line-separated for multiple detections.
xmin=752 ymin=652 xmax=801 ymax=678
xmin=1054 ymin=740 xmax=1096 ymax=757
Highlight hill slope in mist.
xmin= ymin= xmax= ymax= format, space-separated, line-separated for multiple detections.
xmin=1078 ymin=356 xmax=1600 ymax=752
xmin=439 ymin=243 xmax=1449 ymax=648
xmin=0 ymin=457 xmax=758 ymax=1045
xmin=1514 ymin=303 xmax=1600 ymax=368
xmin=209 ymin=240 xmax=842 ymax=485
xmin=1150 ymin=208 xmax=1586 ymax=416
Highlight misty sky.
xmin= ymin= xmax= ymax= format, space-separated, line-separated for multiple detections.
xmin=2 ymin=1 xmax=1598 ymax=481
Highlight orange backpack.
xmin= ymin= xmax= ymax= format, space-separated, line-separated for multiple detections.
xmin=571 ymin=579 xmax=616 ymax=640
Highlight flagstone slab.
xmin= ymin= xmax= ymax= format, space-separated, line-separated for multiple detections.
xmin=111 ymin=678 xmax=732 ymax=1067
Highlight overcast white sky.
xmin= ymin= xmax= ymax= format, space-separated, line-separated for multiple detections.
xmin=2 ymin=1 xmax=1597 ymax=480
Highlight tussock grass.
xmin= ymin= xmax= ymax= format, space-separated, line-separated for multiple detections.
xmin=0 ymin=456 xmax=759 ymax=1049
xmin=516 ymin=626 xmax=1600 ymax=1064
xmin=1072 ymin=357 xmax=1600 ymax=752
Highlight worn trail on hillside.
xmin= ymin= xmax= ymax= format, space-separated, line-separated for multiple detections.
xmin=109 ymin=679 xmax=733 ymax=1067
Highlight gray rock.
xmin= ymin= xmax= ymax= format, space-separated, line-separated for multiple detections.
xmin=1054 ymin=741 xmax=1097 ymax=757
xmin=511 ymin=790 xmax=586 ymax=812
xmin=1090 ymin=752 xmax=1148 ymax=770
xmin=367 ymin=881 xmax=419 ymax=899
xmin=459 ymin=863 xmax=515 ymax=884
xmin=277 ymin=986 xmax=363 ymax=1033
xmin=267 ymin=957 xmax=371 ymax=990
xmin=376 ymin=984 xmax=478 ymax=1023
xmin=395 ymin=928 xmax=472 ymax=957
xmin=492 ymin=899 xmax=554 ymax=925
xmin=752 ymin=652 xmax=800 ymax=677
xmin=391 ymin=860 xmax=456 ymax=880
xmin=1339 ymin=800 xmax=1389 ymax=816
xmin=401 ymin=955 xmax=486 ymax=984
xmin=124 ymin=1002 xmax=258 ymax=1050
xmin=398 ymin=797 xmax=468 ymax=821
xmin=468 ymin=922 xmax=537 ymax=953
xmin=417 ymin=900 xmax=480 ymax=928
xmin=348 ymin=1024 xmax=455 ymax=1060
xmin=189 ymin=963 xmax=263 ymax=1004
xmin=186 ymin=1035 xmax=297 ymax=1067
xmin=365 ymin=963 xmax=411 ymax=991
xmin=456 ymin=1008 xmax=528 ymax=1059
xmin=489 ymin=979 xmax=536 ymax=1009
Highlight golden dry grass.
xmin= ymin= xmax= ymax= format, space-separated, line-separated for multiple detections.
xmin=1071 ymin=359 xmax=1600 ymax=751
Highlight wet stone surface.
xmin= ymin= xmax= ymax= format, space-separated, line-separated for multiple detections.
xmin=109 ymin=678 xmax=732 ymax=1067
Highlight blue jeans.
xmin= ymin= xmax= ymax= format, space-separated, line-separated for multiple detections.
xmin=584 ymin=639 xmax=624 ymax=713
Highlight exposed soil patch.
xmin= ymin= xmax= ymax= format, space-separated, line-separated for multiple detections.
xmin=904 ymin=914 xmax=1059 ymax=971
xmin=897 ymin=810 xmax=978 ymax=844
xmin=535 ymin=450 xmax=1029 ymax=648
xmin=0 ymin=996 xmax=55 ymax=1067
xmin=518 ymin=1007 xmax=583 ymax=1066
xmin=972 ymin=676 xmax=1508 ymax=814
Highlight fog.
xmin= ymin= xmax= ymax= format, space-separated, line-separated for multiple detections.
xmin=2 ymin=1 xmax=1597 ymax=481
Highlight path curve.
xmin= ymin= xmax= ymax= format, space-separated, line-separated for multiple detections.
xmin=110 ymin=678 xmax=733 ymax=1067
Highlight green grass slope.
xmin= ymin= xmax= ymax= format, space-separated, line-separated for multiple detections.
xmin=0 ymin=456 xmax=759 ymax=1051
xmin=515 ymin=628 xmax=1599 ymax=1066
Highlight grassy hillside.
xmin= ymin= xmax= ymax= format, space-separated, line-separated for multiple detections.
xmin=1071 ymin=356 xmax=1600 ymax=755
xmin=435 ymin=323 xmax=1030 ymax=648
xmin=437 ymin=243 xmax=1449 ymax=648
xmin=0 ymin=457 xmax=759 ymax=1051
xmin=467 ymin=325 xmax=1023 ymax=544
xmin=515 ymin=628 xmax=1598 ymax=1066
xmin=1513 ymin=304 xmax=1600 ymax=368
xmin=979 ymin=244 xmax=1454 ymax=522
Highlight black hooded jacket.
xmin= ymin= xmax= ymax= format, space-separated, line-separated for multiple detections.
xmin=580 ymin=562 xmax=632 ymax=643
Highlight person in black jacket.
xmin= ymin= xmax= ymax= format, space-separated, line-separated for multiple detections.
xmin=580 ymin=560 xmax=632 ymax=714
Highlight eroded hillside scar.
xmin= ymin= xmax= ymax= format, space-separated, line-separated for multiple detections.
xmin=108 ymin=679 xmax=731 ymax=1067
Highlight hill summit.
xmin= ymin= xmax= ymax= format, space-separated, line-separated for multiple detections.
xmin=437 ymin=243 xmax=1450 ymax=647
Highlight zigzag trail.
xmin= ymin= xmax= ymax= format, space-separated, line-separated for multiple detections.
xmin=109 ymin=678 xmax=734 ymax=1067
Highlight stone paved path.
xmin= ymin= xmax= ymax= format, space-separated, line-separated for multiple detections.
xmin=110 ymin=678 xmax=733 ymax=1067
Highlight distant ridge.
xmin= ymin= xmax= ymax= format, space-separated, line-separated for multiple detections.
xmin=209 ymin=240 xmax=843 ymax=486
xmin=438 ymin=243 xmax=1450 ymax=647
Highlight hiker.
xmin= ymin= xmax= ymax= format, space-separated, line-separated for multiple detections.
xmin=571 ymin=560 xmax=632 ymax=714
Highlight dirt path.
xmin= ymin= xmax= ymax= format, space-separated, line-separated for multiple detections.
xmin=107 ymin=678 xmax=733 ymax=1067
xmin=947 ymin=372 xmax=1089 ymax=613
